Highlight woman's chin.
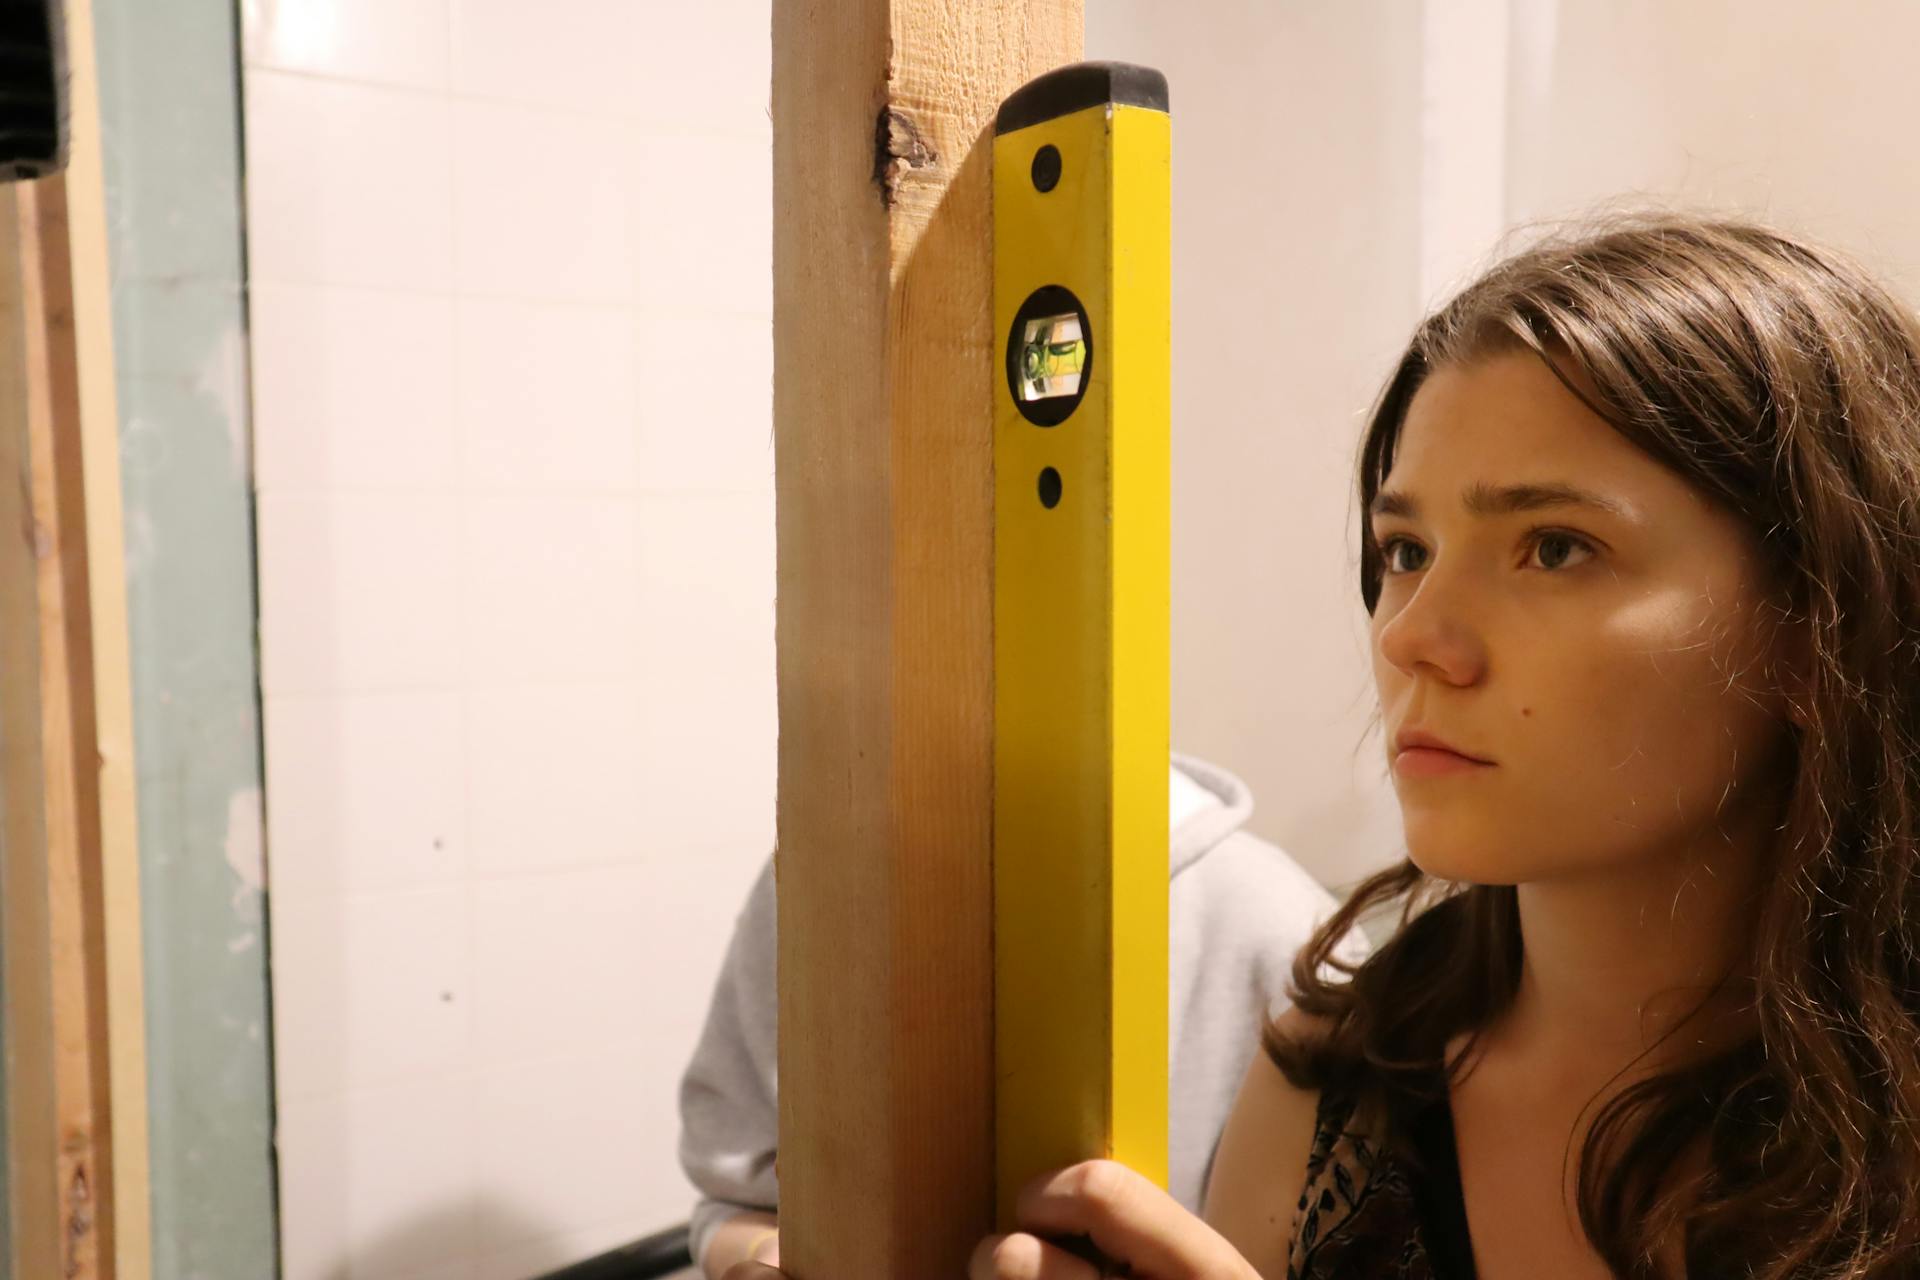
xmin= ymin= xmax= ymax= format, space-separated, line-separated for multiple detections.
xmin=1403 ymin=833 xmax=1526 ymax=886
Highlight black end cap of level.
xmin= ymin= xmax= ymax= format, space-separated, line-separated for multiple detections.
xmin=994 ymin=61 xmax=1169 ymax=136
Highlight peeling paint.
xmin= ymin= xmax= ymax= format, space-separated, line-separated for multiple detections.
xmin=224 ymin=786 xmax=265 ymax=908
xmin=195 ymin=325 xmax=250 ymax=478
xmin=121 ymin=499 xmax=155 ymax=582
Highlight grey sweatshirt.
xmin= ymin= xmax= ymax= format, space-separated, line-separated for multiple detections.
xmin=674 ymin=752 xmax=1372 ymax=1271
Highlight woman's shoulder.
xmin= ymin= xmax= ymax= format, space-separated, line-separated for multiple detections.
xmin=1202 ymin=1006 xmax=1333 ymax=1274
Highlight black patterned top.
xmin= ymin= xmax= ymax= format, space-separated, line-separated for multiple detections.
xmin=1286 ymin=1073 xmax=1479 ymax=1280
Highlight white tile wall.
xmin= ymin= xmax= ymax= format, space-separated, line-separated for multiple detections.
xmin=245 ymin=1 xmax=776 ymax=1275
xmin=261 ymin=690 xmax=468 ymax=898
xmin=452 ymin=101 xmax=639 ymax=304
xmin=464 ymin=683 xmax=647 ymax=878
xmin=244 ymin=72 xmax=456 ymax=291
xmin=447 ymin=0 xmax=645 ymax=118
xmin=472 ymin=1046 xmax=662 ymax=1249
xmin=257 ymin=491 xmax=466 ymax=695
xmin=244 ymin=0 xmax=452 ymax=90
xmin=634 ymin=307 xmax=773 ymax=490
xmin=449 ymin=0 xmax=768 ymax=134
xmin=277 ymin=1078 xmax=481 ymax=1279
xmin=630 ymin=132 xmax=775 ymax=305
xmin=271 ymin=887 xmax=472 ymax=1099
xmin=250 ymin=283 xmax=457 ymax=491
xmin=458 ymin=496 xmax=643 ymax=683
xmin=455 ymin=299 xmax=638 ymax=491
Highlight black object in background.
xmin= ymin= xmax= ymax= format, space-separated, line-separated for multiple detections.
xmin=0 ymin=0 xmax=65 ymax=179
xmin=527 ymin=1222 xmax=694 ymax=1280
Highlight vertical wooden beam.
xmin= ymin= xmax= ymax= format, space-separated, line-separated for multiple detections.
xmin=772 ymin=2 xmax=1081 ymax=1276
xmin=5 ymin=172 xmax=117 ymax=1280
xmin=0 ymin=2 xmax=146 ymax=1273
xmin=59 ymin=0 xmax=154 ymax=1269
xmin=0 ymin=173 xmax=64 ymax=1280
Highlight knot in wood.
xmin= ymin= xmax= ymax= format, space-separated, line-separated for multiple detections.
xmin=873 ymin=106 xmax=938 ymax=207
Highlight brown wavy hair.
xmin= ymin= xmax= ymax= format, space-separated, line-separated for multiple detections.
xmin=1264 ymin=212 xmax=1920 ymax=1279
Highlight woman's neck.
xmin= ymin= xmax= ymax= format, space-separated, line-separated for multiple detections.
xmin=1495 ymin=809 xmax=1779 ymax=1085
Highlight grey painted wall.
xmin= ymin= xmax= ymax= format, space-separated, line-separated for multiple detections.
xmin=91 ymin=0 xmax=278 ymax=1274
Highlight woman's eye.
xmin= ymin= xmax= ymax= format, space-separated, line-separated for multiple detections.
xmin=1379 ymin=535 xmax=1427 ymax=574
xmin=1528 ymin=530 xmax=1596 ymax=571
xmin=1375 ymin=529 xmax=1596 ymax=575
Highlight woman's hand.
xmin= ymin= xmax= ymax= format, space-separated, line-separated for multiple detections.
xmin=721 ymin=1161 xmax=1259 ymax=1280
xmin=718 ymin=1232 xmax=779 ymax=1280
xmin=970 ymin=1159 xmax=1262 ymax=1279
xmin=715 ymin=1227 xmax=779 ymax=1278
xmin=706 ymin=1214 xmax=779 ymax=1280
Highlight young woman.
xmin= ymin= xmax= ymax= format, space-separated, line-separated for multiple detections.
xmin=739 ymin=213 xmax=1920 ymax=1280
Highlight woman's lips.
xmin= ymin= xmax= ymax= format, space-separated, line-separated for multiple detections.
xmin=1393 ymin=727 xmax=1493 ymax=763
xmin=1393 ymin=746 xmax=1496 ymax=778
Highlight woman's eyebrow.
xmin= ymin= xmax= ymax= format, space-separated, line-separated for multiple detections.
xmin=1370 ymin=480 xmax=1635 ymax=521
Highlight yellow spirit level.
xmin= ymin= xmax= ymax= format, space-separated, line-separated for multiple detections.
xmin=992 ymin=61 xmax=1171 ymax=1224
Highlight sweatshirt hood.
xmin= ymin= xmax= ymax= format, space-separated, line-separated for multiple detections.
xmin=1169 ymin=751 xmax=1255 ymax=878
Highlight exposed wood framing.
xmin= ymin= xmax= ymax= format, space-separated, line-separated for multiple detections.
xmin=0 ymin=0 xmax=149 ymax=1272
xmin=59 ymin=0 xmax=153 ymax=1268
xmin=771 ymin=1 xmax=1082 ymax=1275
xmin=4 ymin=170 xmax=117 ymax=1280
xmin=0 ymin=167 xmax=64 ymax=1280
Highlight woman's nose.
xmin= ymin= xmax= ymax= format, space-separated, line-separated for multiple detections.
xmin=1375 ymin=568 xmax=1488 ymax=686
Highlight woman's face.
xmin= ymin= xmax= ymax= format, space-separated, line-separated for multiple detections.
xmin=1368 ymin=349 xmax=1799 ymax=886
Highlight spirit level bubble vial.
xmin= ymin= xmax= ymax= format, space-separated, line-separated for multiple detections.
xmin=992 ymin=61 xmax=1172 ymax=1224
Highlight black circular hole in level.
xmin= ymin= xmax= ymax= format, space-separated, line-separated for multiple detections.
xmin=1038 ymin=467 xmax=1063 ymax=509
xmin=1031 ymin=144 xmax=1062 ymax=193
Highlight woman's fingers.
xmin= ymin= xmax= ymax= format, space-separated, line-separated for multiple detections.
xmin=726 ymin=1235 xmax=1100 ymax=1280
xmin=969 ymin=1231 xmax=1104 ymax=1280
xmin=735 ymin=1163 xmax=1256 ymax=1280
xmin=1012 ymin=1159 xmax=1258 ymax=1279
xmin=720 ymin=1264 xmax=786 ymax=1280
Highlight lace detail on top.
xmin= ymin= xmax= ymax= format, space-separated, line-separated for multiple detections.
xmin=1285 ymin=1078 xmax=1477 ymax=1280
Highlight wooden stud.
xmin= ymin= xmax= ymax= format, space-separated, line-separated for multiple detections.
xmin=0 ymin=2 xmax=148 ymax=1273
xmin=60 ymin=0 xmax=155 ymax=1268
xmin=0 ymin=168 xmax=65 ymax=1280
xmin=771 ymin=2 xmax=1081 ymax=1276
xmin=4 ymin=171 xmax=118 ymax=1280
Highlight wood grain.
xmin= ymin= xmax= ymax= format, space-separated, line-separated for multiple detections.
xmin=772 ymin=2 xmax=1082 ymax=1275
xmin=14 ymin=172 xmax=118 ymax=1280
xmin=2 ymin=2 xmax=151 ymax=1270
xmin=60 ymin=0 xmax=153 ymax=1267
xmin=0 ymin=172 xmax=64 ymax=1280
